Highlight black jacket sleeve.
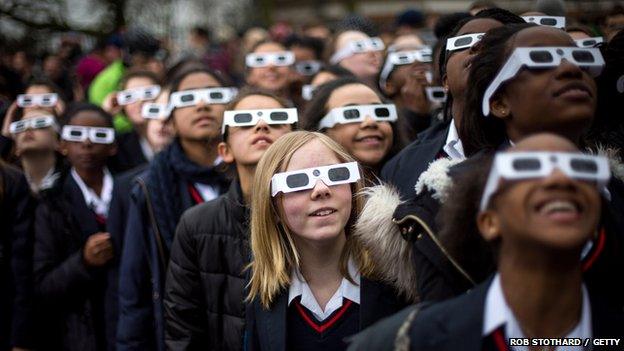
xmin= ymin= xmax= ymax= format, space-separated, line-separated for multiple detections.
xmin=164 ymin=214 xmax=209 ymax=350
xmin=33 ymin=203 xmax=97 ymax=304
xmin=7 ymin=170 xmax=36 ymax=347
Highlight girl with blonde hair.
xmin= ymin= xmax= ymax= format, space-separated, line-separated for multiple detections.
xmin=246 ymin=131 xmax=407 ymax=351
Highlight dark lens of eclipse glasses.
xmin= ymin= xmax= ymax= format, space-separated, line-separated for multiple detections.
xmin=233 ymin=113 xmax=253 ymax=123
xmin=269 ymin=111 xmax=289 ymax=121
xmin=286 ymin=173 xmax=310 ymax=188
xmin=328 ymin=167 xmax=351 ymax=181
xmin=512 ymin=158 xmax=542 ymax=171
xmin=343 ymin=109 xmax=360 ymax=119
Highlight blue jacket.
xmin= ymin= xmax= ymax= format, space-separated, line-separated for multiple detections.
xmin=117 ymin=140 xmax=229 ymax=351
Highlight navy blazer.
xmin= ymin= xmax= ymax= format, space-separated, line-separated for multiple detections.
xmin=380 ymin=120 xmax=450 ymax=200
xmin=34 ymin=172 xmax=112 ymax=351
xmin=245 ymin=277 xmax=408 ymax=351
xmin=348 ymin=278 xmax=624 ymax=351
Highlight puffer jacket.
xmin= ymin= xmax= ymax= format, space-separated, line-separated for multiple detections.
xmin=164 ymin=180 xmax=250 ymax=351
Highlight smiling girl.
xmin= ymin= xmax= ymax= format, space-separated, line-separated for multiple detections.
xmin=303 ymin=77 xmax=404 ymax=178
xmin=246 ymin=131 xmax=407 ymax=351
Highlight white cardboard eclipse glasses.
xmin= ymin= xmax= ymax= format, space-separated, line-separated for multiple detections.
xmin=446 ymin=33 xmax=484 ymax=52
xmin=575 ymin=37 xmax=604 ymax=48
xmin=271 ymin=161 xmax=361 ymax=197
xmin=295 ymin=60 xmax=322 ymax=76
xmin=61 ymin=125 xmax=115 ymax=144
xmin=141 ymin=103 xmax=172 ymax=120
xmin=330 ymin=37 xmax=385 ymax=65
xmin=246 ymin=51 xmax=295 ymax=68
xmin=482 ymin=47 xmax=605 ymax=116
xmin=318 ymin=104 xmax=397 ymax=129
xmin=10 ymin=115 xmax=58 ymax=134
xmin=17 ymin=93 xmax=58 ymax=108
xmin=480 ymin=151 xmax=610 ymax=211
xmin=221 ymin=108 xmax=298 ymax=134
xmin=116 ymin=85 xmax=161 ymax=105
xmin=522 ymin=16 xmax=566 ymax=29
xmin=379 ymin=48 xmax=432 ymax=88
xmin=170 ymin=87 xmax=238 ymax=108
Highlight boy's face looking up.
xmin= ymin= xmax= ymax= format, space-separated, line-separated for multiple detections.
xmin=61 ymin=111 xmax=117 ymax=172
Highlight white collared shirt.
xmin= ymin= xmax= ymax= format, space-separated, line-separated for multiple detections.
xmin=483 ymin=274 xmax=592 ymax=351
xmin=70 ymin=167 xmax=114 ymax=218
xmin=288 ymin=259 xmax=361 ymax=321
xmin=192 ymin=156 xmax=224 ymax=202
xmin=443 ymin=119 xmax=465 ymax=160
xmin=26 ymin=167 xmax=60 ymax=193
xmin=139 ymin=136 xmax=155 ymax=161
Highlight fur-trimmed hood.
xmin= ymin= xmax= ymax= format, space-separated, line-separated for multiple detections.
xmin=354 ymin=150 xmax=624 ymax=302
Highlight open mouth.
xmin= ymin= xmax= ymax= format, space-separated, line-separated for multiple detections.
xmin=309 ymin=208 xmax=337 ymax=217
xmin=356 ymin=135 xmax=383 ymax=143
xmin=535 ymin=198 xmax=582 ymax=221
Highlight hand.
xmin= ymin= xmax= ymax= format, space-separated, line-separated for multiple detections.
xmin=2 ymin=101 xmax=18 ymax=138
xmin=401 ymin=68 xmax=431 ymax=114
xmin=83 ymin=232 xmax=114 ymax=267
xmin=102 ymin=92 xmax=122 ymax=115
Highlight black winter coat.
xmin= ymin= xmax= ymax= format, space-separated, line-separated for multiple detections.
xmin=34 ymin=173 xmax=110 ymax=351
xmin=164 ymin=180 xmax=250 ymax=351
xmin=0 ymin=164 xmax=36 ymax=350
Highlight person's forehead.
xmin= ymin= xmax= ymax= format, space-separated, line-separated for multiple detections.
xmin=511 ymin=26 xmax=575 ymax=47
xmin=391 ymin=34 xmax=424 ymax=48
xmin=457 ymin=18 xmax=502 ymax=36
xmin=286 ymin=139 xmax=341 ymax=171
xmin=26 ymin=85 xmax=53 ymax=94
xmin=336 ymin=31 xmax=369 ymax=49
xmin=234 ymin=95 xmax=282 ymax=110
xmin=509 ymin=134 xmax=579 ymax=153
xmin=254 ymin=42 xmax=286 ymax=54
xmin=178 ymin=72 xmax=220 ymax=90
xmin=125 ymin=76 xmax=156 ymax=89
xmin=327 ymin=84 xmax=380 ymax=107
xmin=22 ymin=109 xmax=50 ymax=119
xmin=70 ymin=111 xmax=109 ymax=127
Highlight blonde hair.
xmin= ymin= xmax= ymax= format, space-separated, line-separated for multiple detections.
xmin=247 ymin=131 xmax=374 ymax=309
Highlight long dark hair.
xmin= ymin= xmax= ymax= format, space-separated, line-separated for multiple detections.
xmin=459 ymin=23 xmax=536 ymax=157
xmin=301 ymin=77 xmax=406 ymax=164
xmin=437 ymin=152 xmax=496 ymax=285
xmin=438 ymin=8 xmax=525 ymax=121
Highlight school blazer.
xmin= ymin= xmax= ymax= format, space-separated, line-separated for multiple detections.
xmin=347 ymin=277 xmax=624 ymax=351
xmin=245 ymin=277 xmax=408 ymax=351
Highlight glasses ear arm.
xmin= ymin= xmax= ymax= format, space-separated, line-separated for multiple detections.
xmin=482 ymin=53 xmax=523 ymax=116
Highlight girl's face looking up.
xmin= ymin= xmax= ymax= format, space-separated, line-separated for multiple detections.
xmin=220 ymin=94 xmax=293 ymax=167
xmin=478 ymin=135 xmax=601 ymax=255
xmin=277 ymin=139 xmax=352 ymax=247
xmin=489 ymin=26 xmax=598 ymax=142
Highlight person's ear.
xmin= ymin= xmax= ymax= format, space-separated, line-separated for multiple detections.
xmin=442 ymin=73 xmax=449 ymax=90
xmin=217 ymin=141 xmax=235 ymax=163
xmin=384 ymin=81 xmax=398 ymax=96
xmin=477 ymin=210 xmax=502 ymax=242
xmin=59 ymin=140 xmax=69 ymax=156
xmin=490 ymin=93 xmax=511 ymax=120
